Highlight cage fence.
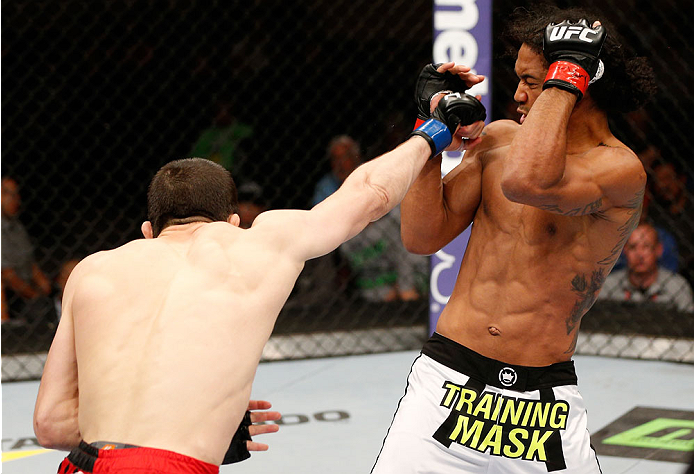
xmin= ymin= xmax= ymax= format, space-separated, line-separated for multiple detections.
xmin=2 ymin=0 xmax=693 ymax=381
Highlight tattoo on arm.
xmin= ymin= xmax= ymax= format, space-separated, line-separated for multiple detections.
xmin=538 ymin=197 xmax=603 ymax=217
xmin=564 ymin=268 xmax=607 ymax=354
xmin=597 ymin=187 xmax=644 ymax=266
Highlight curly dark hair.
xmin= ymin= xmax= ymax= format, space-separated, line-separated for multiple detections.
xmin=504 ymin=3 xmax=657 ymax=113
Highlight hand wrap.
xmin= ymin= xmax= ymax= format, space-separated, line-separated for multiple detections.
xmin=222 ymin=410 xmax=252 ymax=465
xmin=410 ymin=92 xmax=486 ymax=158
xmin=414 ymin=64 xmax=471 ymax=128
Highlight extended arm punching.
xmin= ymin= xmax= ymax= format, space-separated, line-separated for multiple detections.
xmin=253 ymin=88 xmax=486 ymax=263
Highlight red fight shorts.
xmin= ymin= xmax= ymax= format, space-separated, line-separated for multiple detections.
xmin=58 ymin=440 xmax=219 ymax=474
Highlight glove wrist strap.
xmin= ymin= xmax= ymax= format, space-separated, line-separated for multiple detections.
xmin=543 ymin=61 xmax=590 ymax=99
xmin=410 ymin=119 xmax=452 ymax=159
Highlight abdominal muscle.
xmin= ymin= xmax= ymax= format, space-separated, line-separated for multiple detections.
xmin=436 ymin=293 xmax=575 ymax=367
xmin=434 ymin=234 xmax=588 ymax=367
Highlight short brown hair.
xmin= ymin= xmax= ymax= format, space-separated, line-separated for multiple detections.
xmin=147 ymin=158 xmax=238 ymax=237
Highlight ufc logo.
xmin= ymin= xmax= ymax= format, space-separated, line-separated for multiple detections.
xmin=549 ymin=26 xmax=597 ymax=43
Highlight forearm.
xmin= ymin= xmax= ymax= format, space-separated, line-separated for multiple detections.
xmin=401 ymin=156 xmax=447 ymax=252
xmin=502 ymin=89 xmax=575 ymax=196
xmin=34 ymin=397 xmax=80 ymax=450
xmin=34 ymin=310 xmax=81 ymax=450
xmin=345 ymin=136 xmax=431 ymax=223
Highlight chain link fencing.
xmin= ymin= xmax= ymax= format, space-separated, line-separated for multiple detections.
xmin=2 ymin=0 xmax=693 ymax=381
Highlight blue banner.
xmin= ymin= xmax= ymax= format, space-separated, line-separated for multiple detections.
xmin=429 ymin=0 xmax=492 ymax=334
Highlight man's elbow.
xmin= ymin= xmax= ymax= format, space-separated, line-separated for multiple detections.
xmin=34 ymin=412 xmax=76 ymax=450
xmin=500 ymin=176 xmax=525 ymax=204
xmin=500 ymin=175 xmax=542 ymax=204
xmin=363 ymin=181 xmax=392 ymax=222
xmin=34 ymin=413 xmax=58 ymax=448
xmin=401 ymin=230 xmax=439 ymax=255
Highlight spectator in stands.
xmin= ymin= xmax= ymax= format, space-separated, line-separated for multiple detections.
xmin=599 ymin=223 xmax=693 ymax=312
xmin=189 ymin=100 xmax=253 ymax=172
xmin=311 ymin=135 xmax=362 ymax=206
xmin=305 ymin=136 xmax=366 ymax=302
xmin=310 ymin=135 xmax=428 ymax=302
xmin=611 ymin=219 xmax=679 ymax=274
xmin=1 ymin=177 xmax=53 ymax=324
xmin=236 ymin=181 xmax=267 ymax=229
xmin=646 ymin=159 xmax=694 ymax=284
xmin=2 ymin=282 xmax=8 ymax=323
xmin=650 ymin=160 xmax=692 ymax=216
xmin=339 ymin=207 xmax=428 ymax=302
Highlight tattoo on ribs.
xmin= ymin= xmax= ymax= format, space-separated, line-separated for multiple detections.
xmin=538 ymin=197 xmax=603 ymax=216
xmin=597 ymin=187 xmax=644 ymax=266
xmin=564 ymin=269 xmax=607 ymax=354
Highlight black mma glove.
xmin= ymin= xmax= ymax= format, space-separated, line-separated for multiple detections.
xmin=410 ymin=92 xmax=486 ymax=159
xmin=222 ymin=410 xmax=252 ymax=465
xmin=543 ymin=19 xmax=606 ymax=100
xmin=414 ymin=64 xmax=472 ymax=128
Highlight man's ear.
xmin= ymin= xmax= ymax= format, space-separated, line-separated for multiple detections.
xmin=227 ymin=214 xmax=241 ymax=227
xmin=141 ymin=221 xmax=154 ymax=239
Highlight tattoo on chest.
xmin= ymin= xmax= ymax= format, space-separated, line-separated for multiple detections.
xmin=564 ymin=268 xmax=607 ymax=354
xmin=537 ymin=197 xmax=602 ymax=216
xmin=597 ymin=187 xmax=644 ymax=266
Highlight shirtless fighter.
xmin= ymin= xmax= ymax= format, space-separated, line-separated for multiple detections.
xmin=372 ymin=6 xmax=657 ymax=473
xmin=33 ymin=89 xmax=486 ymax=473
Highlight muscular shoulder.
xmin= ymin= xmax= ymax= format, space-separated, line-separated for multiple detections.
xmin=59 ymin=249 xmax=115 ymax=300
xmin=473 ymin=119 xmax=519 ymax=155
xmin=588 ymin=142 xmax=640 ymax=168
xmin=71 ymin=249 xmax=111 ymax=274
xmin=483 ymin=119 xmax=520 ymax=135
xmin=587 ymin=144 xmax=646 ymax=207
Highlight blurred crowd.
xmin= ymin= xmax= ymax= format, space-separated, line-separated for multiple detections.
xmin=2 ymin=0 xmax=693 ymax=358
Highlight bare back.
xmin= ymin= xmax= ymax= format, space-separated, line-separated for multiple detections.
xmin=67 ymin=223 xmax=302 ymax=464
xmin=37 ymin=137 xmax=433 ymax=464
xmin=432 ymin=121 xmax=645 ymax=366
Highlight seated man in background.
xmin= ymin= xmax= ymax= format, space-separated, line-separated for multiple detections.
xmin=339 ymin=206 xmax=428 ymax=302
xmin=1 ymin=176 xmax=54 ymax=325
xmin=599 ymin=222 xmax=694 ymax=312
xmin=311 ymin=135 xmax=362 ymax=206
xmin=236 ymin=181 xmax=267 ymax=229
xmin=647 ymin=159 xmax=694 ymax=284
